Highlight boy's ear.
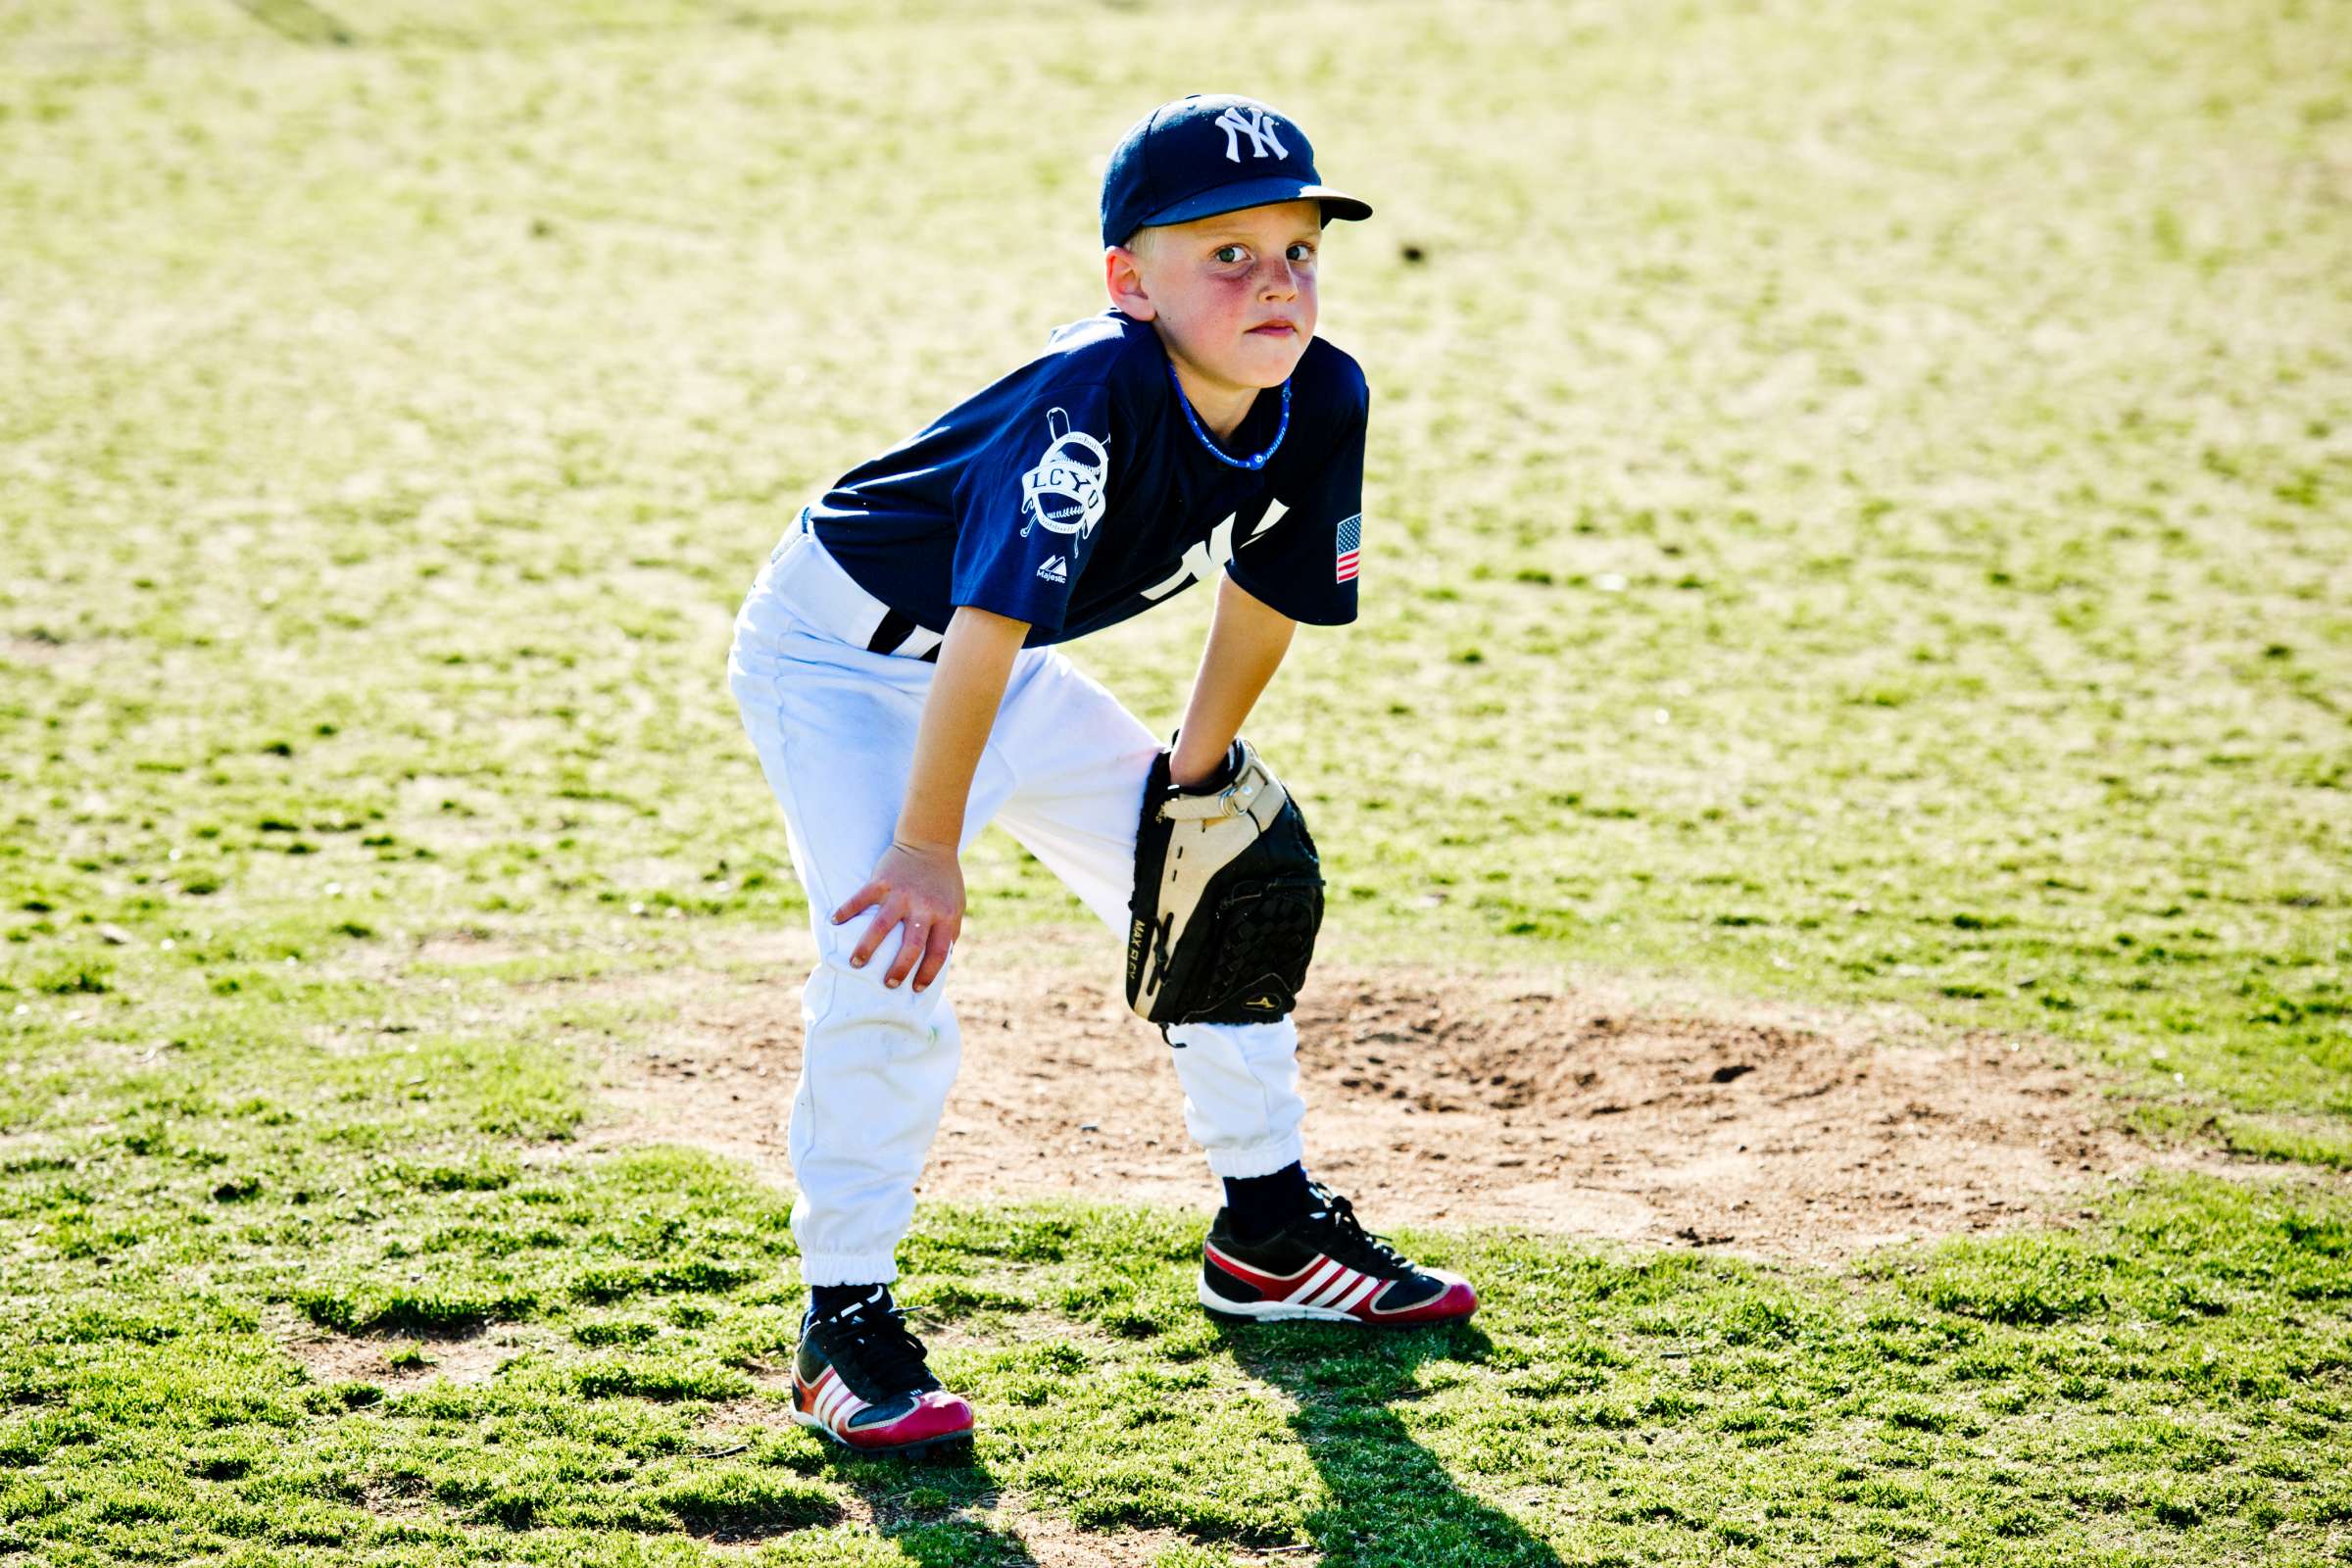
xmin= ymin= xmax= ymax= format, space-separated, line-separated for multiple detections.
xmin=1103 ymin=244 xmax=1156 ymax=321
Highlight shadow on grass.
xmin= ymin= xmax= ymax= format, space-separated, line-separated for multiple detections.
xmin=805 ymin=1441 xmax=1042 ymax=1568
xmin=1216 ymin=1319 xmax=1562 ymax=1568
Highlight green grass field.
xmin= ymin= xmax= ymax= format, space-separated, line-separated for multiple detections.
xmin=4 ymin=0 xmax=2349 ymax=1562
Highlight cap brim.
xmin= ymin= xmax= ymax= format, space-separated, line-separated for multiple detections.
xmin=1138 ymin=175 xmax=1373 ymax=232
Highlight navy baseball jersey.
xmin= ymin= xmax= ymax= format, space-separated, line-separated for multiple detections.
xmin=806 ymin=309 xmax=1366 ymax=646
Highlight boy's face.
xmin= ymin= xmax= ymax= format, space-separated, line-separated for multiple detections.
xmin=1106 ymin=198 xmax=1323 ymax=401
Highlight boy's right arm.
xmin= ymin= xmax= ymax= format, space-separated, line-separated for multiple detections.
xmin=830 ymin=604 xmax=1032 ymax=994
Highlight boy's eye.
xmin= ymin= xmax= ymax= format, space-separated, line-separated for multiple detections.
xmin=1212 ymin=244 xmax=1246 ymax=264
xmin=1286 ymin=242 xmax=1316 ymax=262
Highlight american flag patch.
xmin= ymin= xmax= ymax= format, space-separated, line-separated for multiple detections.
xmin=1334 ymin=514 xmax=1361 ymax=582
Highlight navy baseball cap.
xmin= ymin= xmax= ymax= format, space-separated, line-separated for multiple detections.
xmin=1101 ymin=94 xmax=1373 ymax=249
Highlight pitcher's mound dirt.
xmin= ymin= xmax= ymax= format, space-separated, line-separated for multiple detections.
xmin=549 ymin=925 xmax=2221 ymax=1264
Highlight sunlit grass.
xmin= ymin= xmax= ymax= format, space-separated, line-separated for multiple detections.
xmin=3 ymin=0 xmax=2349 ymax=1562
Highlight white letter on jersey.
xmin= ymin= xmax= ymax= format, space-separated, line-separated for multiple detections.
xmin=1141 ymin=501 xmax=1287 ymax=601
xmin=1215 ymin=106 xmax=1289 ymax=163
xmin=1019 ymin=407 xmax=1110 ymax=538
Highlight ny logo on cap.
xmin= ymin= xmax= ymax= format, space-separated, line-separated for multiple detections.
xmin=1214 ymin=105 xmax=1289 ymax=163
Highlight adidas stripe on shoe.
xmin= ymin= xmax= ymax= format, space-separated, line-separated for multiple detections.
xmin=790 ymin=1286 xmax=974 ymax=1455
xmin=1199 ymin=1185 xmax=1478 ymax=1326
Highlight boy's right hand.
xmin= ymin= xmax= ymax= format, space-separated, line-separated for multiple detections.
xmin=831 ymin=838 xmax=964 ymax=993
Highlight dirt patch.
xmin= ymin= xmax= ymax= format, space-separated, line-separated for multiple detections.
xmin=819 ymin=1485 xmax=1272 ymax=1568
xmin=553 ymin=925 xmax=2226 ymax=1265
xmin=0 ymin=633 xmax=112 ymax=674
xmin=985 ymin=1499 xmax=1246 ymax=1568
xmin=267 ymin=1301 xmax=560 ymax=1390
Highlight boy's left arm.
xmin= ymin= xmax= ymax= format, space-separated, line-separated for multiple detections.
xmin=1168 ymin=571 xmax=1298 ymax=787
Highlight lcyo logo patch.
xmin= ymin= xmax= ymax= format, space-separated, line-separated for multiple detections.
xmin=1018 ymin=407 xmax=1109 ymax=538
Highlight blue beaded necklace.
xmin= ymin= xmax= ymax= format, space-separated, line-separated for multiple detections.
xmin=1166 ymin=357 xmax=1292 ymax=470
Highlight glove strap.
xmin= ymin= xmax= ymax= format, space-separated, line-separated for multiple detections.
xmin=1157 ymin=741 xmax=1265 ymax=821
xmin=1168 ymin=736 xmax=1244 ymax=794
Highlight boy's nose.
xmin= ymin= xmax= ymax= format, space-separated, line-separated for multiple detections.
xmin=1257 ymin=259 xmax=1298 ymax=297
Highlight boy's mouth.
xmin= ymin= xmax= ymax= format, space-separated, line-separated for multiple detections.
xmin=1247 ymin=318 xmax=1298 ymax=337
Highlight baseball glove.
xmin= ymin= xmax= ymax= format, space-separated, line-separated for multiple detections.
xmin=1125 ymin=737 xmax=1325 ymax=1028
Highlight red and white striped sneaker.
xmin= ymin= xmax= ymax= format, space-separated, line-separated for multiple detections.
xmin=789 ymin=1288 xmax=974 ymax=1455
xmin=1200 ymin=1185 xmax=1479 ymax=1326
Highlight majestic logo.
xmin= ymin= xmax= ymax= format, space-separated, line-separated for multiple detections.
xmin=1215 ymin=106 xmax=1288 ymax=163
xmin=1035 ymin=554 xmax=1068 ymax=584
xmin=1018 ymin=407 xmax=1109 ymax=538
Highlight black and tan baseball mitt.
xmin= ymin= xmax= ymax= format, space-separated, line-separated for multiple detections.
xmin=1125 ymin=738 xmax=1325 ymax=1028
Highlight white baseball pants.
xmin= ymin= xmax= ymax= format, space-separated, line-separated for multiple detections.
xmin=725 ymin=518 xmax=1308 ymax=1286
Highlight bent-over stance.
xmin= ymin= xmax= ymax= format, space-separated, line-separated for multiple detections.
xmin=726 ymin=93 xmax=1476 ymax=1456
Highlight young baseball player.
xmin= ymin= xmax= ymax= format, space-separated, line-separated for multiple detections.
xmin=726 ymin=94 xmax=1478 ymax=1455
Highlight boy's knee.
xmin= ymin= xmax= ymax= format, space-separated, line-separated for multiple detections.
xmin=802 ymin=961 xmax=956 ymax=1062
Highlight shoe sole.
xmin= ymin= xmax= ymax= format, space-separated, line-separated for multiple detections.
xmin=789 ymin=1407 xmax=975 ymax=1457
xmin=1198 ymin=1276 xmax=1467 ymax=1326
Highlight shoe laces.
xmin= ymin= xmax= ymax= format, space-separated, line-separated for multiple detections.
xmin=808 ymin=1289 xmax=940 ymax=1401
xmin=1304 ymin=1183 xmax=1413 ymax=1279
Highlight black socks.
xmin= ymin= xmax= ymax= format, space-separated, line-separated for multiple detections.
xmin=1223 ymin=1161 xmax=1314 ymax=1243
xmin=808 ymin=1167 xmax=1317 ymax=1313
xmin=808 ymin=1283 xmax=890 ymax=1321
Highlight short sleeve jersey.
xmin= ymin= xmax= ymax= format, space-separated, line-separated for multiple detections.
xmin=806 ymin=309 xmax=1366 ymax=646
